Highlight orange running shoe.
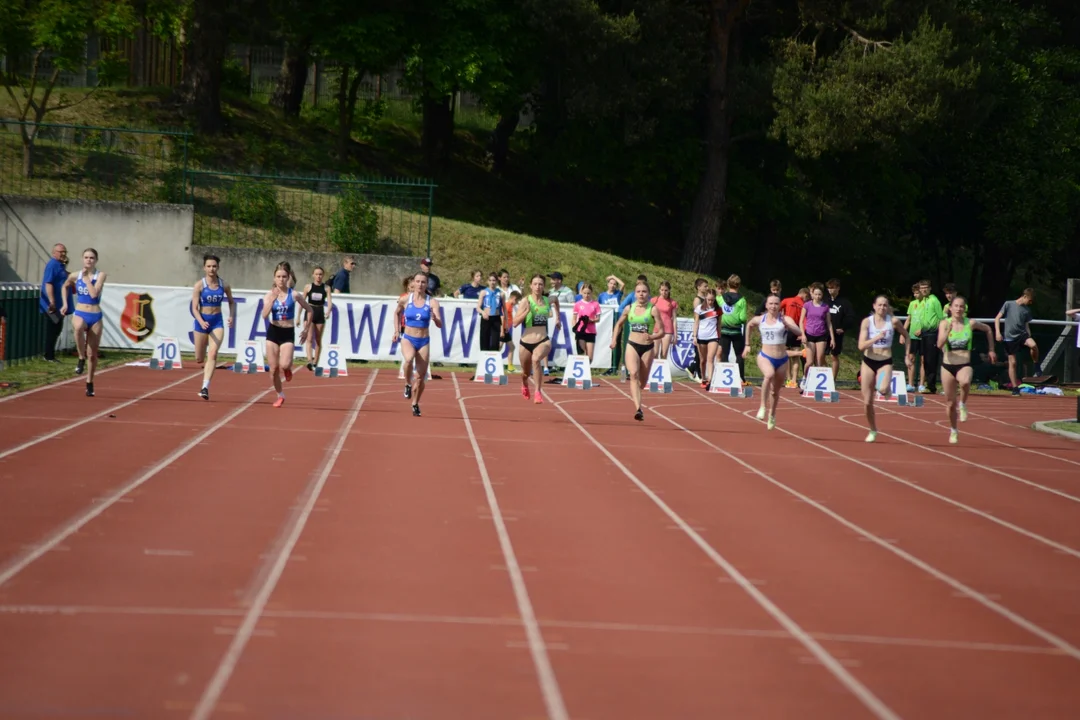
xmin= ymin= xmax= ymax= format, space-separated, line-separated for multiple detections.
xmin=284 ymin=367 xmax=292 ymax=382
xmin=273 ymin=396 xmax=285 ymax=408
xmin=521 ymin=384 xmax=530 ymax=400
xmin=534 ymin=390 xmax=544 ymax=404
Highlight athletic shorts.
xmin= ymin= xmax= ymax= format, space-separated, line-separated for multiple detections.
xmin=1004 ymin=334 xmax=1031 ymax=356
xmin=830 ymin=332 xmax=845 ymax=356
xmin=907 ymin=336 xmax=922 ymax=356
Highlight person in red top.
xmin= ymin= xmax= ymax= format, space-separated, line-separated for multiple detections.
xmin=651 ymin=281 xmax=679 ymax=358
xmin=780 ymin=288 xmax=809 ymax=387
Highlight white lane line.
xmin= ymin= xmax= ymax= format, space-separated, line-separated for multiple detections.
xmin=452 ymin=373 xmax=569 ymax=720
xmin=833 ymin=389 xmax=1080 ymax=486
xmin=0 ymin=364 xmax=126 ymax=404
xmin=188 ymin=370 xmax=378 ymax=720
xmin=691 ymin=387 xmax=1080 ymax=559
xmin=657 ymin=385 xmax=1080 ymax=662
xmin=0 ymin=387 xmax=272 ymax=588
xmin=552 ymin=392 xmax=902 ymax=720
xmin=0 ymin=371 xmax=200 ymax=461
xmin=0 ymin=603 xmax=1065 ymax=656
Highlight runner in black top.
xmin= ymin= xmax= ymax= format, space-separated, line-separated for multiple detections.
xmin=302 ymin=267 xmax=333 ymax=370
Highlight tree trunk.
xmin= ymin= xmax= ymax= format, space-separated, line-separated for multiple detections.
xmin=179 ymin=0 xmax=227 ymax=134
xmin=421 ymin=93 xmax=454 ymax=168
xmin=680 ymin=0 xmax=748 ymax=273
xmin=336 ymin=65 xmax=365 ymax=156
xmin=488 ymin=107 xmax=519 ymax=175
xmin=270 ymin=38 xmax=311 ymax=117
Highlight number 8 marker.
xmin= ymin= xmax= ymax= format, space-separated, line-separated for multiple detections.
xmin=328 ymin=350 xmax=339 ymax=367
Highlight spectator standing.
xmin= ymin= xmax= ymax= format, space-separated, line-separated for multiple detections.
xmin=39 ymin=243 xmax=69 ymax=362
xmin=995 ymin=288 xmax=1040 ymax=394
xmin=598 ymin=275 xmax=625 ymax=375
xmin=421 ymin=257 xmax=441 ymax=296
xmin=331 ymin=256 xmax=356 ymax=294
xmin=916 ymin=279 xmax=944 ymax=395
xmin=455 ymin=270 xmax=483 ymax=299
xmin=545 ymin=272 xmax=575 ymax=375
xmin=826 ymin=278 xmax=854 ymax=381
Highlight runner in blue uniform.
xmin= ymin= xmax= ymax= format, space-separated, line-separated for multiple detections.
xmin=60 ymin=248 xmax=107 ymax=397
xmin=190 ymin=254 xmax=236 ymax=400
xmin=261 ymin=262 xmax=312 ymax=408
xmin=393 ymin=272 xmax=444 ymax=416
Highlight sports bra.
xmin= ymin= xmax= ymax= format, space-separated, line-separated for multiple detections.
xmin=628 ymin=303 xmax=655 ymax=334
xmin=946 ymin=319 xmax=973 ymax=351
xmin=306 ymin=282 xmax=327 ymax=307
xmin=524 ymin=295 xmax=550 ymax=327
xmin=760 ymin=314 xmax=787 ymax=345
xmin=865 ymin=314 xmax=894 ymax=353
xmin=199 ymin=277 xmax=226 ymax=308
xmin=403 ymin=292 xmax=433 ymax=328
xmin=270 ymin=291 xmax=295 ymax=322
xmin=75 ymin=272 xmax=100 ymax=306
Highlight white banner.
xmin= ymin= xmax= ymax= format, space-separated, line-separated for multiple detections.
xmin=96 ymin=283 xmax=614 ymax=367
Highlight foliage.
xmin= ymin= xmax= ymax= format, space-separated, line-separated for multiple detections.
xmin=227 ymin=179 xmax=280 ymax=227
xmin=328 ymin=180 xmax=380 ymax=254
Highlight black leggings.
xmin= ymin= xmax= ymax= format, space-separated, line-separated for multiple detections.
xmin=480 ymin=316 xmax=502 ymax=352
xmin=720 ymin=334 xmax=746 ymax=380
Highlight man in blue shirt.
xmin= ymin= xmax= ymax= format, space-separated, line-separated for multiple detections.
xmin=331 ymin=256 xmax=356 ymax=294
xmin=39 ymin=243 xmax=69 ymax=362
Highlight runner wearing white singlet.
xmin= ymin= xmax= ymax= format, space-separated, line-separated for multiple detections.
xmin=858 ymin=295 xmax=909 ymax=443
xmin=744 ymin=295 xmax=805 ymax=430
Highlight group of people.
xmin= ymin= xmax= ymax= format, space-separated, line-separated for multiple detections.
xmin=34 ymin=245 xmax=1064 ymax=444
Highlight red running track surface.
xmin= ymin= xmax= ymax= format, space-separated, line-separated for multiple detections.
xmin=0 ymin=365 xmax=1078 ymax=719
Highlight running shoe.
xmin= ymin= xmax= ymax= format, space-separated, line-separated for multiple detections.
xmin=918 ymin=384 xmax=927 ymax=393
xmin=959 ymin=403 xmax=968 ymax=422
xmin=412 ymin=404 xmax=421 ymax=417
xmin=284 ymin=367 xmax=293 ymax=382
xmin=534 ymin=390 xmax=544 ymax=404
xmin=949 ymin=428 xmax=959 ymax=444
xmin=75 ymin=360 xmax=85 ymax=375
xmin=865 ymin=431 xmax=877 ymax=443
xmin=199 ymin=387 xmax=209 ymax=401
xmin=273 ymin=395 xmax=285 ymax=408
xmin=756 ymin=405 xmax=766 ymax=421
xmin=521 ymin=384 xmax=530 ymax=400
xmin=634 ymin=408 xmax=644 ymax=421
xmin=767 ymin=415 xmax=776 ymax=431
xmin=85 ymin=382 xmax=94 ymax=397
xmin=404 ymin=384 xmax=412 ymax=399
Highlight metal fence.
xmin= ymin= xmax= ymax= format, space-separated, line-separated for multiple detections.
xmin=0 ymin=120 xmax=190 ymax=204
xmin=184 ymin=170 xmax=434 ymax=256
xmin=0 ymin=121 xmax=435 ymax=256
xmin=0 ymin=283 xmax=46 ymax=368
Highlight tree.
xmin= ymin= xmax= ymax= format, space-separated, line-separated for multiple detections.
xmin=0 ymin=0 xmax=136 ymax=177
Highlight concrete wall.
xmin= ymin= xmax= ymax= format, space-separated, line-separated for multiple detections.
xmin=0 ymin=196 xmax=193 ymax=285
xmin=1 ymin=195 xmax=421 ymax=296
xmin=192 ymin=245 xmax=420 ymax=294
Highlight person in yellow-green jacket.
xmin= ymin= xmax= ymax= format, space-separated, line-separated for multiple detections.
xmin=916 ymin=279 xmax=944 ymax=394
xmin=719 ymin=274 xmax=749 ymax=384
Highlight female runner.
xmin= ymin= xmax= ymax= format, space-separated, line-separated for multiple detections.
xmin=857 ymin=295 xmax=909 ymax=443
xmin=190 ymin=254 xmax=236 ymax=400
xmin=692 ymin=287 xmax=721 ymax=389
xmin=60 ymin=248 xmax=107 ymax=397
xmin=301 ymin=266 xmax=332 ymax=370
xmin=261 ymin=262 xmax=312 ymax=408
xmin=610 ymin=280 xmax=665 ymax=420
xmin=651 ymin=281 xmax=679 ymax=359
xmin=743 ymin=294 xmax=805 ymax=430
xmin=392 ymin=272 xmax=444 ymax=416
xmin=513 ymin=274 xmax=562 ymax=404
xmin=799 ymin=282 xmax=835 ymax=384
xmin=937 ymin=295 xmax=996 ymax=444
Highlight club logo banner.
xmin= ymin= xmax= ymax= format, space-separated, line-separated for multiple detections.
xmin=97 ymin=283 xmax=616 ymax=367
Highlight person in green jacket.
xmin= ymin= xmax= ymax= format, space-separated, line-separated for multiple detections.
xmin=917 ymin=279 xmax=944 ymax=394
xmin=719 ymin=274 xmax=749 ymax=384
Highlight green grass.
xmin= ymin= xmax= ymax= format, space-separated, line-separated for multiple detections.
xmin=1045 ymin=420 xmax=1080 ymax=436
xmin=0 ymin=350 xmax=144 ymax=397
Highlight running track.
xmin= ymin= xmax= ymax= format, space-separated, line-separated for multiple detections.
xmin=1 ymin=365 xmax=1079 ymax=719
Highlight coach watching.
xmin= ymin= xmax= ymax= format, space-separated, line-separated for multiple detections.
xmin=331 ymin=256 xmax=356 ymax=294
xmin=39 ymin=243 xmax=69 ymax=363
xmin=421 ymin=257 xmax=441 ymax=296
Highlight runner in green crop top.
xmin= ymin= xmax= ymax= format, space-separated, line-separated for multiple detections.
xmin=611 ymin=280 xmax=665 ymax=421
xmin=936 ymin=294 xmax=996 ymax=444
xmin=512 ymin=274 xmax=562 ymax=404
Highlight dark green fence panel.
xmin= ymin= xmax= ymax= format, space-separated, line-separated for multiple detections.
xmin=0 ymin=283 xmax=46 ymax=368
